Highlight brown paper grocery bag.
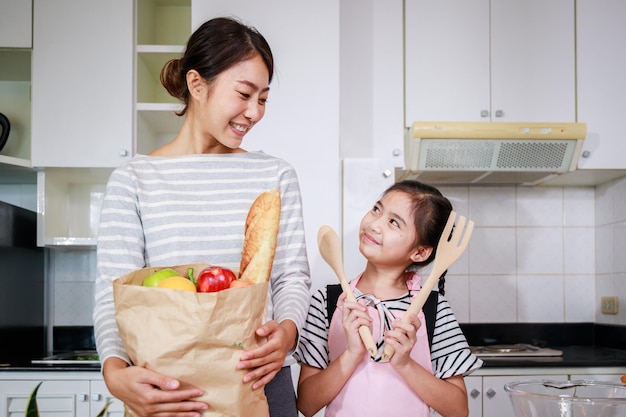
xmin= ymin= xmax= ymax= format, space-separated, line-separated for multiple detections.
xmin=113 ymin=263 xmax=270 ymax=417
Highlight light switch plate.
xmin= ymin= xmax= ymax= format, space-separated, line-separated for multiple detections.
xmin=601 ymin=296 xmax=618 ymax=314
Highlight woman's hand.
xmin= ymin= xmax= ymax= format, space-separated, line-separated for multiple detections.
xmin=385 ymin=313 xmax=420 ymax=369
xmin=338 ymin=294 xmax=372 ymax=356
xmin=237 ymin=319 xmax=297 ymax=389
xmin=102 ymin=357 xmax=207 ymax=417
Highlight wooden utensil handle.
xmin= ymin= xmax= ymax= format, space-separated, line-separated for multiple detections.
xmin=380 ymin=265 xmax=444 ymax=362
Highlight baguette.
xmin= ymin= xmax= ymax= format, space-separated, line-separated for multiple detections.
xmin=239 ymin=189 xmax=281 ymax=284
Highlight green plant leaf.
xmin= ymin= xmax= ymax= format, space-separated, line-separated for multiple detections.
xmin=25 ymin=381 xmax=42 ymax=417
xmin=95 ymin=400 xmax=112 ymax=417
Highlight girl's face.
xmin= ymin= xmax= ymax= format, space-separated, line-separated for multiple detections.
xmin=192 ymin=54 xmax=270 ymax=150
xmin=359 ymin=190 xmax=427 ymax=268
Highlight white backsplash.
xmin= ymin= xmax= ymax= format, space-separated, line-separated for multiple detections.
xmin=1 ymin=178 xmax=625 ymax=326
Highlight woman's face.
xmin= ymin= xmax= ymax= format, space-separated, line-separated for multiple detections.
xmin=359 ymin=190 xmax=422 ymax=268
xmin=195 ymin=54 xmax=270 ymax=150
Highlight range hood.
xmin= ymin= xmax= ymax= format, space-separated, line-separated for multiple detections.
xmin=397 ymin=121 xmax=587 ymax=186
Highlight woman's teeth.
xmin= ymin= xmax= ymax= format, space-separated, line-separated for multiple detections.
xmin=231 ymin=123 xmax=249 ymax=132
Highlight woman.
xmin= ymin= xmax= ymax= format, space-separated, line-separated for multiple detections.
xmin=93 ymin=17 xmax=311 ymax=417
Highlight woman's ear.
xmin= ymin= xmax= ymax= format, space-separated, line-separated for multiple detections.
xmin=186 ymin=70 xmax=205 ymax=98
xmin=410 ymin=246 xmax=433 ymax=263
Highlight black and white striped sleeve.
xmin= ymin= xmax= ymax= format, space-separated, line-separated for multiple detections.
xmin=430 ymin=294 xmax=483 ymax=379
xmin=295 ymin=287 xmax=331 ymax=369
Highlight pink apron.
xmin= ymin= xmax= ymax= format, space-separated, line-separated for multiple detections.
xmin=326 ymin=275 xmax=432 ymax=417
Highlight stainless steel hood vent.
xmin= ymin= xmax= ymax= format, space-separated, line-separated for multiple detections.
xmin=398 ymin=122 xmax=587 ymax=186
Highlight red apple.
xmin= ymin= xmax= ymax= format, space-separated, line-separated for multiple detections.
xmin=196 ymin=266 xmax=237 ymax=293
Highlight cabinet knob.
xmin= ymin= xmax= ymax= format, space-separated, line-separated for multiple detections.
xmin=495 ymin=110 xmax=504 ymax=118
xmin=486 ymin=388 xmax=497 ymax=398
xmin=582 ymin=150 xmax=591 ymax=158
xmin=77 ymin=393 xmax=88 ymax=402
xmin=119 ymin=149 xmax=128 ymax=157
xmin=382 ymin=169 xmax=392 ymax=178
xmin=91 ymin=393 xmax=102 ymax=401
xmin=480 ymin=110 xmax=489 ymax=118
xmin=470 ymin=388 xmax=481 ymax=398
xmin=392 ymin=148 xmax=401 ymax=157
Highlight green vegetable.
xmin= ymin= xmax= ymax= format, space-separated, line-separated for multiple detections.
xmin=25 ymin=382 xmax=41 ymax=417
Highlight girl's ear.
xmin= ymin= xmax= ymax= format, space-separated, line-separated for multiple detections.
xmin=410 ymin=246 xmax=433 ymax=263
xmin=186 ymin=70 xmax=205 ymax=98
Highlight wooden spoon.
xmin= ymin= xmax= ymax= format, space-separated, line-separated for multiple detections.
xmin=318 ymin=225 xmax=377 ymax=357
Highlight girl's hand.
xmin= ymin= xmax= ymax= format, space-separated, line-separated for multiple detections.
xmin=338 ymin=294 xmax=372 ymax=355
xmin=237 ymin=319 xmax=296 ymax=389
xmin=385 ymin=313 xmax=420 ymax=369
xmin=103 ymin=357 xmax=207 ymax=417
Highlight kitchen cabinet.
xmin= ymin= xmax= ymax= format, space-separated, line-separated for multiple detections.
xmin=405 ymin=0 xmax=575 ymax=123
xmin=30 ymin=0 xmax=133 ymax=168
xmin=135 ymin=0 xmax=188 ymax=154
xmin=576 ymin=0 xmax=626 ymax=170
xmin=36 ymin=169 xmax=109 ymax=247
xmin=0 ymin=373 xmax=124 ymax=417
xmin=0 ymin=49 xmax=32 ymax=171
xmin=0 ymin=0 xmax=32 ymax=48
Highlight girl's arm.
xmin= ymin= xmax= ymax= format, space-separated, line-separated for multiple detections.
xmin=386 ymin=317 xmax=469 ymax=417
xmin=297 ymin=298 xmax=371 ymax=417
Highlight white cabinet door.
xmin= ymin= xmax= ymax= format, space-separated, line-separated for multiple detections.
xmin=482 ymin=374 xmax=567 ymax=417
xmin=31 ymin=0 xmax=133 ymax=168
xmin=405 ymin=0 xmax=490 ymax=122
xmin=405 ymin=0 xmax=575 ymax=123
xmin=0 ymin=0 xmax=32 ymax=48
xmin=576 ymin=0 xmax=626 ymax=169
xmin=0 ymin=379 xmax=90 ymax=417
xmin=90 ymin=380 xmax=125 ymax=416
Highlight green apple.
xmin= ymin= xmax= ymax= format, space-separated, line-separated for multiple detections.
xmin=142 ymin=268 xmax=179 ymax=287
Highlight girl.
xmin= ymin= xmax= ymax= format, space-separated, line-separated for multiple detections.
xmin=296 ymin=180 xmax=482 ymax=417
xmin=93 ymin=17 xmax=311 ymax=417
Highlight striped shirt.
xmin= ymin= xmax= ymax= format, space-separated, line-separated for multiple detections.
xmin=93 ymin=152 xmax=311 ymax=366
xmin=296 ymin=283 xmax=483 ymax=378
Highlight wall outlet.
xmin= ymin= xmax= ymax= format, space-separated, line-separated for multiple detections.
xmin=601 ymin=296 xmax=618 ymax=314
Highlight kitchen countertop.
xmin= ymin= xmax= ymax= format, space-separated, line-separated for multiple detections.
xmin=1 ymin=346 xmax=625 ymax=372
xmin=478 ymin=345 xmax=626 ymax=368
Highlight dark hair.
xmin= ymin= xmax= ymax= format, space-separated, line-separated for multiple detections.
xmin=160 ymin=16 xmax=274 ymax=116
xmin=382 ymin=180 xmax=453 ymax=294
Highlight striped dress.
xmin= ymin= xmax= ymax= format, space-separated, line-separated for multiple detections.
xmin=93 ymin=152 xmax=311 ymax=366
xmin=296 ymin=283 xmax=483 ymax=378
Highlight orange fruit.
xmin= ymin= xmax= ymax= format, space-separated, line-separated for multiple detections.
xmin=157 ymin=276 xmax=197 ymax=292
xmin=230 ymin=280 xmax=254 ymax=289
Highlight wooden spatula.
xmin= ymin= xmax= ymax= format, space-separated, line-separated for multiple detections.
xmin=318 ymin=225 xmax=378 ymax=357
xmin=380 ymin=211 xmax=474 ymax=362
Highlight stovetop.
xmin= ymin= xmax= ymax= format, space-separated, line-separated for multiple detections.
xmin=470 ymin=344 xmax=563 ymax=358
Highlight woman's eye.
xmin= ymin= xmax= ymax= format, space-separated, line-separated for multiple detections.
xmin=238 ymin=91 xmax=251 ymax=99
xmin=372 ymin=206 xmax=380 ymax=214
xmin=258 ymin=97 xmax=268 ymax=105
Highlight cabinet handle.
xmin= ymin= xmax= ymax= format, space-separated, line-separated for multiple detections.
xmin=486 ymin=388 xmax=497 ymax=398
xmin=495 ymin=110 xmax=504 ymax=118
xmin=77 ymin=393 xmax=88 ymax=402
xmin=91 ymin=393 xmax=102 ymax=401
xmin=480 ymin=110 xmax=489 ymax=118
xmin=470 ymin=388 xmax=481 ymax=398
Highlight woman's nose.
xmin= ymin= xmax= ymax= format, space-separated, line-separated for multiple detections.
xmin=245 ymin=101 xmax=265 ymax=123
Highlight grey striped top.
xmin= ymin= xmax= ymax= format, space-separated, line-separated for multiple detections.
xmin=93 ymin=152 xmax=311 ymax=366
xmin=296 ymin=284 xmax=483 ymax=378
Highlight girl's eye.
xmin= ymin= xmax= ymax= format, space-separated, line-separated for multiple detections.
xmin=390 ymin=219 xmax=400 ymax=228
